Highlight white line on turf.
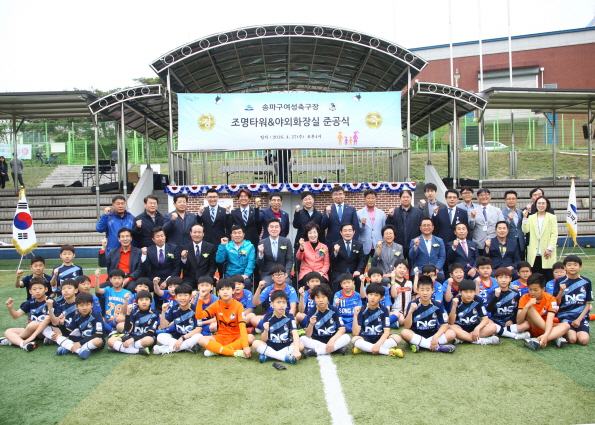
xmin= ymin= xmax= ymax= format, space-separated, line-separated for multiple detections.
xmin=317 ymin=356 xmax=354 ymax=425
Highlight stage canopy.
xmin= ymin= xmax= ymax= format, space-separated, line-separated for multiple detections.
xmin=0 ymin=91 xmax=98 ymax=120
xmin=480 ymin=87 xmax=595 ymax=114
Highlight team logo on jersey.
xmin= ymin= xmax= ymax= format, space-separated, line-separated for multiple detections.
xmin=472 ymin=309 xmax=477 ymax=315
xmin=580 ymin=286 xmax=586 ymax=293
xmin=329 ymin=318 xmax=334 ymax=324
xmin=432 ymin=313 xmax=437 ymax=319
xmin=230 ymin=313 xmax=236 ymax=320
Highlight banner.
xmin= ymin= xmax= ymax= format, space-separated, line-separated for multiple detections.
xmin=0 ymin=144 xmax=32 ymax=159
xmin=566 ymin=179 xmax=578 ymax=246
xmin=12 ymin=189 xmax=37 ymax=255
xmin=178 ymin=92 xmax=401 ymax=151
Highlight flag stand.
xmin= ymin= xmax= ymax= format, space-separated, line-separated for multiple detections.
xmin=558 ymin=235 xmax=590 ymax=259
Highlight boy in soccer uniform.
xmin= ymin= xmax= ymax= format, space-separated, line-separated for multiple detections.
xmin=511 ymin=261 xmax=532 ymax=296
xmin=351 ymin=283 xmax=404 ymax=358
xmin=361 ymin=267 xmax=399 ymax=327
xmin=333 ymin=273 xmax=362 ymax=333
xmin=108 ymin=291 xmax=157 ymax=355
xmin=486 ymin=267 xmax=531 ymax=340
xmin=195 ymin=279 xmax=256 ymax=358
xmin=75 ymin=275 xmax=102 ymax=314
xmin=390 ymin=260 xmax=413 ymax=326
xmin=252 ymin=264 xmax=298 ymax=330
xmin=400 ymin=276 xmax=456 ymax=353
xmin=553 ymin=255 xmax=592 ymax=345
xmin=297 ymin=272 xmax=323 ymax=327
xmin=252 ymin=289 xmax=303 ymax=364
xmin=154 ymin=284 xmax=203 ymax=354
xmin=128 ymin=278 xmax=156 ymax=312
xmin=50 ymin=244 xmax=84 ymax=301
xmin=94 ymin=268 xmax=132 ymax=333
xmin=230 ymin=274 xmax=256 ymax=327
xmin=474 ymin=257 xmax=496 ymax=305
xmin=519 ymin=273 xmax=570 ymax=350
xmin=15 ymin=255 xmax=52 ymax=300
xmin=546 ymin=262 xmax=566 ymax=295
xmin=154 ymin=276 xmax=182 ymax=310
xmin=193 ymin=276 xmax=219 ymax=335
xmin=449 ymin=279 xmax=499 ymax=345
xmin=53 ymin=292 xmax=105 ymax=359
xmin=1 ymin=278 xmax=55 ymax=351
xmin=443 ymin=263 xmax=465 ymax=311
xmin=46 ymin=279 xmax=79 ymax=344
xmin=414 ymin=265 xmax=445 ymax=304
xmin=299 ymin=285 xmax=351 ymax=356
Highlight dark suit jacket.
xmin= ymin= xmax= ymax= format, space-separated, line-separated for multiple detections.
xmin=322 ymin=204 xmax=359 ymax=247
xmin=229 ymin=206 xmax=261 ymax=247
xmin=260 ymin=208 xmax=290 ymax=239
xmin=487 ymin=237 xmax=521 ymax=270
xmin=180 ymin=241 xmax=217 ymax=286
xmin=502 ymin=207 xmax=526 ymax=251
xmin=446 ymin=239 xmax=479 ymax=275
xmin=386 ymin=206 xmax=424 ymax=252
xmin=141 ymin=243 xmax=181 ymax=282
xmin=197 ymin=206 xmax=231 ymax=247
xmin=98 ymin=246 xmax=142 ymax=280
xmin=293 ymin=208 xmax=324 ymax=249
xmin=432 ymin=206 xmax=469 ymax=244
xmin=420 ymin=200 xmax=447 ymax=219
xmin=329 ymin=239 xmax=366 ymax=283
xmin=409 ymin=235 xmax=446 ymax=273
xmin=162 ymin=211 xmax=197 ymax=248
xmin=256 ymin=236 xmax=293 ymax=276
xmin=132 ymin=211 xmax=165 ymax=248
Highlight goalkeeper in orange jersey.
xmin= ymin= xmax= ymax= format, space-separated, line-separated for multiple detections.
xmin=195 ymin=278 xmax=255 ymax=358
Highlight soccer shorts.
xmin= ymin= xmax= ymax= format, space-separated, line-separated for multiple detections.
xmin=361 ymin=335 xmax=381 ymax=344
xmin=459 ymin=324 xmax=476 ymax=334
xmin=529 ymin=325 xmax=545 ymax=338
xmin=213 ymin=334 xmax=243 ymax=348
xmin=563 ymin=319 xmax=590 ymax=334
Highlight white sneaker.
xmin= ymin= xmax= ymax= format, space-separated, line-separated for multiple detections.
xmin=475 ymin=336 xmax=500 ymax=345
xmin=453 ymin=338 xmax=464 ymax=345
xmin=153 ymin=345 xmax=173 ymax=355
xmin=555 ymin=337 xmax=568 ymax=348
xmin=514 ymin=331 xmax=531 ymax=340
xmin=203 ymin=350 xmax=219 ymax=357
xmin=0 ymin=337 xmax=12 ymax=346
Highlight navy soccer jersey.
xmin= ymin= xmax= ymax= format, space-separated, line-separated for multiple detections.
xmin=52 ymin=264 xmax=84 ymax=292
xmin=333 ymin=290 xmax=362 ymax=326
xmin=160 ymin=290 xmax=178 ymax=309
xmin=357 ymin=305 xmax=390 ymax=343
xmin=66 ymin=311 xmax=104 ymax=342
xmin=19 ymin=298 xmax=55 ymax=322
xmin=305 ymin=306 xmax=344 ymax=344
xmin=262 ymin=312 xmax=297 ymax=351
xmin=125 ymin=309 xmax=158 ymax=338
xmin=56 ymin=299 xmax=78 ymax=331
xmin=454 ymin=295 xmax=488 ymax=331
xmin=164 ymin=305 xmax=201 ymax=338
xmin=554 ymin=276 xmax=594 ymax=322
xmin=486 ymin=288 xmax=520 ymax=326
xmin=405 ymin=300 xmax=448 ymax=339
xmin=260 ymin=284 xmax=298 ymax=313
xmin=129 ymin=293 xmax=156 ymax=312
xmin=21 ymin=274 xmax=52 ymax=299
xmin=233 ymin=289 xmax=255 ymax=310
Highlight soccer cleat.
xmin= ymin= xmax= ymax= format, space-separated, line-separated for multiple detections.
xmin=435 ymin=344 xmax=456 ymax=353
xmin=352 ymin=346 xmax=363 ymax=355
xmin=186 ymin=344 xmax=200 ymax=354
xmin=233 ymin=350 xmax=248 ymax=359
xmin=389 ymin=347 xmax=404 ymax=358
xmin=284 ymin=355 xmax=297 ymax=364
xmin=77 ymin=349 xmax=92 ymax=360
xmin=453 ymin=338 xmax=464 ymax=345
xmin=409 ymin=343 xmax=420 ymax=353
xmin=302 ymin=348 xmax=317 ymax=358
xmin=514 ymin=332 xmax=531 ymax=340
xmin=0 ymin=337 xmax=12 ymax=346
xmin=332 ymin=347 xmax=346 ymax=355
xmin=138 ymin=347 xmax=151 ymax=356
xmin=259 ymin=354 xmax=272 ymax=363
xmin=56 ymin=347 xmax=70 ymax=355
xmin=297 ymin=329 xmax=306 ymax=337
xmin=589 ymin=313 xmax=595 ymax=321
xmin=272 ymin=362 xmax=287 ymax=370
xmin=476 ymin=336 xmax=500 ymax=345
xmin=253 ymin=328 xmax=263 ymax=334
xmin=203 ymin=350 xmax=219 ymax=357
xmin=524 ymin=338 xmax=541 ymax=351
xmin=23 ymin=342 xmax=37 ymax=352
xmin=43 ymin=338 xmax=52 ymax=345
xmin=555 ymin=337 xmax=568 ymax=348
xmin=153 ymin=345 xmax=173 ymax=355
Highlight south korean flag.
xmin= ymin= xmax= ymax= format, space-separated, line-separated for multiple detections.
xmin=12 ymin=189 xmax=37 ymax=255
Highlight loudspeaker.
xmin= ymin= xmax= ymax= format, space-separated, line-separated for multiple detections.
xmin=91 ymin=182 xmax=119 ymax=193
xmin=583 ymin=124 xmax=594 ymax=140
xmin=153 ymin=174 xmax=169 ymax=190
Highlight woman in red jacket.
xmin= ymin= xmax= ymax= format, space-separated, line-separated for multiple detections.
xmin=296 ymin=222 xmax=330 ymax=286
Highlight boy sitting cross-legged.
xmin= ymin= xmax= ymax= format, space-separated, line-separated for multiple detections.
xmin=448 ymin=279 xmax=500 ymax=345
xmin=108 ymin=290 xmax=157 ymax=355
xmin=252 ymin=289 xmax=303 ymax=364
xmin=351 ymin=282 xmax=404 ymax=358
xmin=400 ymin=276 xmax=457 ymax=353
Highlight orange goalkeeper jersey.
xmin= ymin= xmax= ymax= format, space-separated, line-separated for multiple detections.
xmin=195 ymin=299 xmax=248 ymax=341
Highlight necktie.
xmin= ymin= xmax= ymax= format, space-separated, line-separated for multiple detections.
xmin=449 ymin=208 xmax=454 ymax=223
xmin=461 ymin=240 xmax=468 ymax=256
xmin=195 ymin=244 xmax=200 ymax=259
xmin=346 ymin=241 xmax=351 ymax=258
xmin=242 ymin=209 xmax=248 ymax=224
xmin=272 ymin=240 xmax=277 ymax=260
xmin=483 ymin=206 xmax=487 ymax=221
xmin=338 ymin=204 xmax=343 ymax=220
xmin=211 ymin=207 xmax=216 ymax=222
xmin=158 ymin=248 xmax=164 ymax=266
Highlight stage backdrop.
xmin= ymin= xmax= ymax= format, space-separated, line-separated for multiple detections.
xmin=177 ymin=92 xmax=401 ymax=151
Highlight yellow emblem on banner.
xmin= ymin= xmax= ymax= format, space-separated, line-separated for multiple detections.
xmin=365 ymin=112 xmax=383 ymax=129
xmin=198 ymin=114 xmax=216 ymax=131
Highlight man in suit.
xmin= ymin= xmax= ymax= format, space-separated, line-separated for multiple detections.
xmin=357 ymin=189 xmax=386 ymax=264
xmin=180 ymin=224 xmax=217 ymax=289
xmin=229 ymin=189 xmax=262 ymax=249
xmin=162 ymin=193 xmax=197 ymax=248
xmin=469 ymin=188 xmax=504 ymax=255
xmin=446 ymin=222 xmax=479 ymax=279
xmin=409 ymin=218 xmax=447 ymax=282
xmin=196 ymin=188 xmax=231 ymax=275
xmin=132 ymin=195 xmax=164 ymax=249
xmin=322 ymin=185 xmax=359 ymax=246
xmin=260 ymin=193 xmax=290 ymax=239
xmin=386 ymin=189 xmax=424 ymax=262
xmin=502 ymin=190 xmax=526 ymax=261
xmin=432 ymin=189 xmax=468 ymax=244
xmin=140 ymin=226 xmax=181 ymax=286
xmin=329 ymin=223 xmax=367 ymax=292
xmin=485 ymin=221 xmax=521 ymax=281
xmin=98 ymin=227 xmax=142 ymax=291
xmin=418 ymin=182 xmax=446 ymax=219
xmin=293 ymin=191 xmax=324 ymax=250
xmin=257 ymin=218 xmax=293 ymax=286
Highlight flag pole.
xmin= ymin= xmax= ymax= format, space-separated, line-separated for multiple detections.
xmin=16 ymin=255 xmax=24 ymax=271
xmin=559 ymin=178 xmax=589 ymax=259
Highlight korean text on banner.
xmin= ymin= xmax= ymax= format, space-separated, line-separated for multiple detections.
xmin=565 ymin=179 xmax=578 ymax=247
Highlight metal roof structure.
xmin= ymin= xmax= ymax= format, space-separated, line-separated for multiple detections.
xmin=405 ymin=82 xmax=488 ymax=137
xmin=0 ymin=91 xmax=98 ymax=120
xmin=481 ymin=87 xmax=595 ymax=114
xmin=150 ymin=24 xmax=427 ymax=94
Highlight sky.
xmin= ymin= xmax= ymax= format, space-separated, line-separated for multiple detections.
xmin=0 ymin=0 xmax=594 ymax=93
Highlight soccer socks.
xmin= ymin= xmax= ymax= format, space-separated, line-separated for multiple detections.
xmin=157 ymin=333 xmax=201 ymax=352
xmin=354 ymin=338 xmax=398 ymax=355
xmin=113 ymin=341 xmax=141 ymax=354
xmin=414 ymin=334 xmax=448 ymax=349
xmin=41 ymin=326 xmax=55 ymax=339
xmin=205 ymin=340 xmax=235 ymax=356
xmin=495 ymin=324 xmax=520 ymax=338
xmin=300 ymin=334 xmax=350 ymax=355
xmin=256 ymin=344 xmax=290 ymax=362
xmin=179 ymin=335 xmax=201 ymax=351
